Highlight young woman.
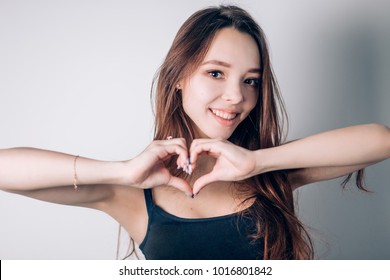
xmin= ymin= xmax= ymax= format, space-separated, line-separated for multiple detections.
xmin=0 ymin=5 xmax=389 ymax=260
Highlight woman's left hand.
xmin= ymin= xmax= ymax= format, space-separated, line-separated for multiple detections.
xmin=189 ymin=139 xmax=258 ymax=195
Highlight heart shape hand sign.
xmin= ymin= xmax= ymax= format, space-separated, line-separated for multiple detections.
xmin=124 ymin=138 xmax=259 ymax=196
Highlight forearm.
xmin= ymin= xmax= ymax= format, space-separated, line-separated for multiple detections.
xmin=255 ymin=123 xmax=390 ymax=173
xmin=0 ymin=147 xmax=125 ymax=191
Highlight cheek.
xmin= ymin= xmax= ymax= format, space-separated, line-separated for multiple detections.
xmin=238 ymin=93 xmax=259 ymax=123
xmin=182 ymin=76 xmax=219 ymax=110
xmin=245 ymin=92 xmax=259 ymax=113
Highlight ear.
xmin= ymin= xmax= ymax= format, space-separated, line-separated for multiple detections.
xmin=176 ymin=80 xmax=184 ymax=90
xmin=176 ymin=77 xmax=187 ymax=91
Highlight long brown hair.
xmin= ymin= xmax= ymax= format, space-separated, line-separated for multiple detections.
xmin=151 ymin=5 xmax=364 ymax=259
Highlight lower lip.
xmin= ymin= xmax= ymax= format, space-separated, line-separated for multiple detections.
xmin=209 ymin=109 xmax=240 ymax=127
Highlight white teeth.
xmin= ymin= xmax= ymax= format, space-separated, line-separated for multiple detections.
xmin=211 ymin=109 xmax=237 ymax=120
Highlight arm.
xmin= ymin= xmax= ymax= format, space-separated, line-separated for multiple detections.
xmin=189 ymin=123 xmax=390 ymax=194
xmin=256 ymin=124 xmax=390 ymax=173
xmin=256 ymin=124 xmax=390 ymax=188
xmin=0 ymin=140 xmax=192 ymax=207
xmin=0 ymin=148 xmax=123 ymax=191
xmin=288 ymin=164 xmax=368 ymax=190
xmin=0 ymin=148 xmax=128 ymax=207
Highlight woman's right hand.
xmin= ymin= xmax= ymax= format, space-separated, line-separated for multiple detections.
xmin=124 ymin=138 xmax=193 ymax=195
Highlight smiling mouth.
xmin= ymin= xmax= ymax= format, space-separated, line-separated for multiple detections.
xmin=210 ymin=108 xmax=239 ymax=120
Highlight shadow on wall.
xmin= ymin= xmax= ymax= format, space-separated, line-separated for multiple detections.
xmin=295 ymin=9 xmax=390 ymax=259
xmin=310 ymin=16 xmax=387 ymax=126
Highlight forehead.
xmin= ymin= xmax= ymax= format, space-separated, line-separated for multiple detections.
xmin=203 ymin=27 xmax=260 ymax=69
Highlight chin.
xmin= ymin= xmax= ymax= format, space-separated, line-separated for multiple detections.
xmin=194 ymin=123 xmax=237 ymax=139
xmin=201 ymin=130 xmax=234 ymax=140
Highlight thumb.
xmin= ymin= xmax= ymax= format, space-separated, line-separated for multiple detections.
xmin=193 ymin=172 xmax=217 ymax=196
xmin=167 ymin=176 xmax=193 ymax=197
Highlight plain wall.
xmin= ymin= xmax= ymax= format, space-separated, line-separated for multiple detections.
xmin=0 ymin=0 xmax=389 ymax=259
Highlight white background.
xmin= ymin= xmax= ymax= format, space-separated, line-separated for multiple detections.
xmin=0 ymin=0 xmax=389 ymax=259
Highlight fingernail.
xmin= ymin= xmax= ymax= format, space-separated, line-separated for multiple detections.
xmin=177 ymin=164 xmax=181 ymax=170
xmin=184 ymin=165 xmax=192 ymax=175
xmin=192 ymin=191 xmax=199 ymax=198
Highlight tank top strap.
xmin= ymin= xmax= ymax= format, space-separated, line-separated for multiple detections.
xmin=143 ymin=188 xmax=154 ymax=216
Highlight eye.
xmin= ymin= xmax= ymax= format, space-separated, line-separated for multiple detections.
xmin=244 ymin=78 xmax=260 ymax=87
xmin=207 ymin=70 xmax=224 ymax=79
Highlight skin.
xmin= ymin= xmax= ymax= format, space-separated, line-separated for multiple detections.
xmin=1 ymin=27 xmax=389 ymax=248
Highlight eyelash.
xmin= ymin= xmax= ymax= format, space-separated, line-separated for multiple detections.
xmin=207 ymin=70 xmax=260 ymax=87
xmin=244 ymin=78 xmax=260 ymax=87
xmin=207 ymin=70 xmax=224 ymax=79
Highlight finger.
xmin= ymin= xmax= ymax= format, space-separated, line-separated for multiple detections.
xmin=190 ymin=140 xmax=222 ymax=165
xmin=157 ymin=142 xmax=189 ymax=165
xmin=163 ymin=138 xmax=188 ymax=167
xmin=163 ymin=137 xmax=187 ymax=148
xmin=192 ymin=172 xmax=218 ymax=196
xmin=167 ymin=176 xmax=193 ymax=197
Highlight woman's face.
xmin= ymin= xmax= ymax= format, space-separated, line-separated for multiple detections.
xmin=181 ymin=27 xmax=260 ymax=139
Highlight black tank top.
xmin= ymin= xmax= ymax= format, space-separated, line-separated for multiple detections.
xmin=139 ymin=189 xmax=264 ymax=260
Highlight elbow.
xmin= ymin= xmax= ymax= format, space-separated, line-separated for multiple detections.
xmin=383 ymin=124 xmax=390 ymax=158
xmin=0 ymin=173 xmax=6 ymax=191
xmin=369 ymin=123 xmax=390 ymax=158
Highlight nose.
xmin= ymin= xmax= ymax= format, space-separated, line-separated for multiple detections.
xmin=221 ymin=81 xmax=244 ymax=104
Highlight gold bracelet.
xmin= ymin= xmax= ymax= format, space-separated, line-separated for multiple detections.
xmin=73 ymin=155 xmax=79 ymax=190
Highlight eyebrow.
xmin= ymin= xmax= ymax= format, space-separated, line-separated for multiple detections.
xmin=202 ymin=60 xmax=261 ymax=73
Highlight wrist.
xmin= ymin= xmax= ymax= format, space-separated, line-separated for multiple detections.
xmin=106 ymin=160 xmax=131 ymax=186
xmin=75 ymin=158 xmax=129 ymax=186
xmin=253 ymin=147 xmax=282 ymax=175
xmin=253 ymin=149 xmax=268 ymax=175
